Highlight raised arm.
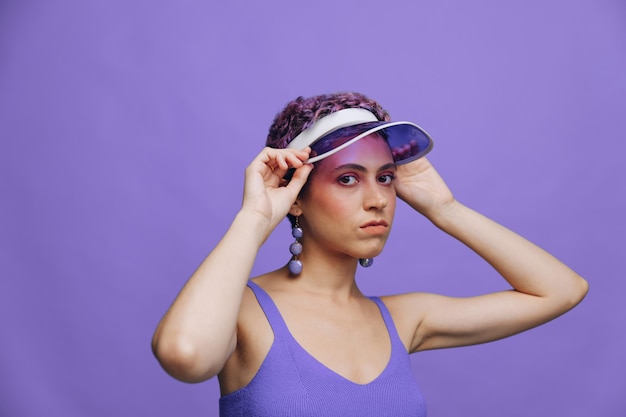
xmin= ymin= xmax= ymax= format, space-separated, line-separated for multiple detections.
xmin=390 ymin=157 xmax=588 ymax=352
xmin=152 ymin=147 xmax=312 ymax=382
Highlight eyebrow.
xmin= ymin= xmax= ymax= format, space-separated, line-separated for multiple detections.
xmin=331 ymin=162 xmax=397 ymax=174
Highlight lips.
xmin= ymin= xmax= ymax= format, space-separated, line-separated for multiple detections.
xmin=360 ymin=220 xmax=389 ymax=229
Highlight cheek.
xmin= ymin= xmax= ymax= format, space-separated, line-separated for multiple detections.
xmin=311 ymin=191 xmax=355 ymax=220
xmin=300 ymin=184 xmax=358 ymax=230
xmin=387 ymin=189 xmax=397 ymax=207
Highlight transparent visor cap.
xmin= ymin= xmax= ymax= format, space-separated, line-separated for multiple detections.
xmin=287 ymin=108 xmax=434 ymax=164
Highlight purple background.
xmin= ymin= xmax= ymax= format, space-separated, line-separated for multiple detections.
xmin=1 ymin=1 xmax=624 ymax=416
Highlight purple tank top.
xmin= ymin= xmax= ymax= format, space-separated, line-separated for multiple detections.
xmin=219 ymin=281 xmax=427 ymax=417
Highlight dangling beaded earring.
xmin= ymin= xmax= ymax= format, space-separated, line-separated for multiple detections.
xmin=359 ymin=258 xmax=374 ymax=268
xmin=288 ymin=217 xmax=303 ymax=275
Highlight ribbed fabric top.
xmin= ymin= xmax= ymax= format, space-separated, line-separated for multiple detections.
xmin=219 ymin=281 xmax=427 ymax=417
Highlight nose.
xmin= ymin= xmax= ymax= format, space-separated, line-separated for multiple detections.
xmin=363 ymin=183 xmax=388 ymax=211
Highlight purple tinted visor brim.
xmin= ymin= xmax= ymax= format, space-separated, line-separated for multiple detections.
xmin=306 ymin=121 xmax=434 ymax=165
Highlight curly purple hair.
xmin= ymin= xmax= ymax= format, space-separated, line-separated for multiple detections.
xmin=266 ymin=92 xmax=390 ymax=149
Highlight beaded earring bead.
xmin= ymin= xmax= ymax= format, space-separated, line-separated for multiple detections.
xmin=359 ymin=258 xmax=374 ymax=268
xmin=288 ymin=218 xmax=303 ymax=275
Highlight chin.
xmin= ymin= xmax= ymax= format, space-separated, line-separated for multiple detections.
xmin=356 ymin=244 xmax=386 ymax=259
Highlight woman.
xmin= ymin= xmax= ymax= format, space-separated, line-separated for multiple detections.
xmin=152 ymin=92 xmax=588 ymax=416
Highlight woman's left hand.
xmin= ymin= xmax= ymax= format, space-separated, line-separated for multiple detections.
xmin=394 ymin=157 xmax=456 ymax=220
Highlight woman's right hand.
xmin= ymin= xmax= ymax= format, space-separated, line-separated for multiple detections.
xmin=241 ymin=147 xmax=313 ymax=234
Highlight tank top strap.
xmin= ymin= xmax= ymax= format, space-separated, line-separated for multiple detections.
xmin=247 ymin=282 xmax=404 ymax=351
xmin=368 ymin=296 xmax=406 ymax=350
xmin=247 ymin=281 xmax=290 ymax=337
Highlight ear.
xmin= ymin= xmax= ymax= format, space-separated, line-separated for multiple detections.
xmin=288 ymin=200 xmax=303 ymax=217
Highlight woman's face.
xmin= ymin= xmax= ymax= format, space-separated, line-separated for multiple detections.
xmin=296 ymin=134 xmax=397 ymax=260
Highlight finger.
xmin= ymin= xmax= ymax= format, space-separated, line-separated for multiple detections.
xmin=273 ymin=148 xmax=308 ymax=168
xmin=271 ymin=155 xmax=292 ymax=179
xmin=250 ymin=147 xmax=311 ymax=182
xmin=251 ymin=149 xmax=286 ymax=177
xmin=284 ymin=163 xmax=314 ymax=193
xmin=273 ymin=148 xmax=311 ymax=178
xmin=291 ymin=146 xmax=312 ymax=162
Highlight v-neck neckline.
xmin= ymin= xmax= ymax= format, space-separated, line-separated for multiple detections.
xmin=284 ymin=311 xmax=393 ymax=386
xmin=249 ymin=281 xmax=394 ymax=386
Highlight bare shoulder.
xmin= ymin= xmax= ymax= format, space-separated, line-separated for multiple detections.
xmin=378 ymin=291 xmax=440 ymax=352
xmin=218 ymin=280 xmax=274 ymax=395
xmin=237 ymin=278 xmax=275 ymax=355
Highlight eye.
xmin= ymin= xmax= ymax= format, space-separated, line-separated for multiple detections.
xmin=378 ymin=173 xmax=395 ymax=185
xmin=338 ymin=175 xmax=358 ymax=185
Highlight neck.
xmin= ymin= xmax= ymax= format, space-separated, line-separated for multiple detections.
xmin=287 ymin=250 xmax=361 ymax=299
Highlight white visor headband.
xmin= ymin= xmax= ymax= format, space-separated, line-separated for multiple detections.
xmin=286 ymin=108 xmax=433 ymax=164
